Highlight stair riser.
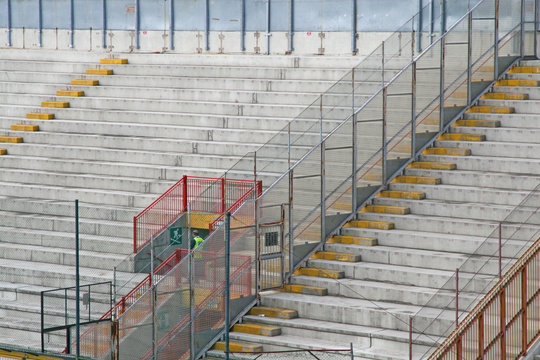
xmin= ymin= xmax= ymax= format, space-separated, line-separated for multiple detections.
xmin=434 ymin=140 xmax=540 ymax=159
xmin=451 ymin=126 xmax=540 ymax=143
xmin=463 ymin=112 xmax=540 ymax=128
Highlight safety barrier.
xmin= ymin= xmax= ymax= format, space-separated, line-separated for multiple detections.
xmin=133 ymin=175 xmax=260 ymax=253
xmin=428 ymin=236 xmax=540 ymax=359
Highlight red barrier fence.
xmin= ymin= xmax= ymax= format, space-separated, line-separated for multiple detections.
xmin=133 ymin=175 xmax=260 ymax=253
xmin=428 ymin=236 xmax=540 ymax=359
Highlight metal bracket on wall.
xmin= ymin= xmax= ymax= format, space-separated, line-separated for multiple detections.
xmin=107 ymin=32 xmax=114 ymax=52
xmin=218 ymin=32 xmax=225 ymax=54
xmin=318 ymin=32 xmax=326 ymax=55
xmin=254 ymin=32 xmax=261 ymax=54
xmin=196 ymin=32 xmax=203 ymax=54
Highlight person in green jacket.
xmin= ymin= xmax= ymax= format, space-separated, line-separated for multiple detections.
xmin=191 ymin=230 xmax=205 ymax=282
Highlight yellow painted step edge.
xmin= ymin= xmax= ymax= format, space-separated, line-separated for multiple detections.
xmin=214 ymin=341 xmax=262 ymax=353
xmin=312 ymin=251 xmax=361 ymax=262
xmin=453 ymin=120 xmax=500 ymax=128
xmin=232 ymin=323 xmax=281 ymax=336
xmin=408 ymin=162 xmax=457 ymax=170
xmin=422 ymin=148 xmax=471 ymax=156
xmin=0 ymin=149 xmax=6 ymax=155
xmin=248 ymin=307 xmax=298 ymax=319
xmin=41 ymin=101 xmax=69 ymax=108
xmin=393 ymin=176 xmax=441 ymax=185
xmin=362 ymin=205 xmax=410 ymax=215
xmin=100 ymin=58 xmax=128 ymax=64
xmin=437 ymin=133 xmax=486 ymax=142
xmin=345 ymin=220 xmax=394 ymax=230
xmin=377 ymin=190 xmax=426 ymax=200
xmin=0 ymin=137 xmax=22 ymax=143
xmin=480 ymin=92 xmax=528 ymax=100
xmin=57 ymin=90 xmax=85 ymax=97
xmin=294 ymin=267 xmax=344 ymax=279
xmin=466 ymin=106 xmax=514 ymax=114
xmin=495 ymin=79 xmax=537 ymax=87
xmin=86 ymin=69 xmax=113 ymax=75
xmin=329 ymin=235 xmax=378 ymax=246
xmin=281 ymin=284 xmax=328 ymax=296
xmin=27 ymin=113 xmax=54 ymax=120
xmin=71 ymin=79 xmax=99 ymax=86
xmin=11 ymin=124 xmax=39 ymax=131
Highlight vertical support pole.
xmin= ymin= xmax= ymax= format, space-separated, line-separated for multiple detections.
xmin=381 ymin=41 xmax=385 ymax=86
xmin=288 ymin=126 xmax=294 ymax=282
xmin=151 ymin=235 xmax=156 ymax=360
xmin=182 ymin=175 xmax=188 ymax=212
xmin=494 ymin=0 xmax=500 ymax=79
xmin=254 ymin=152 xmax=260 ymax=296
xmin=521 ymin=0 xmax=525 ymax=59
xmin=102 ymin=0 xmax=107 ymax=50
xmin=409 ymin=316 xmax=413 ymax=360
xmin=75 ymin=200 xmax=80 ymax=358
xmin=351 ymin=0 xmax=357 ymax=54
xmin=500 ymin=288 xmax=507 ymax=360
xmin=467 ymin=7 xmax=473 ymax=105
xmin=499 ymin=222 xmax=502 ymax=279
xmin=411 ymin=61 xmax=417 ymax=159
xmin=225 ymin=212 xmax=231 ymax=360
xmin=417 ymin=0 xmax=422 ymax=53
xmin=38 ymin=0 xmax=42 ymax=47
xmin=204 ymin=0 xmax=210 ymax=51
xmin=455 ymin=268 xmax=459 ymax=326
xmin=535 ymin=0 xmax=539 ymax=59
xmin=41 ymin=291 xmax=45 ymax=352
xmin=266 ymin=0 xmax=271 ymax=55
xmin=7 ymin=0 xmax=11 ymax=47
xmin=522 ymin=268 xmax=528 ymax=355
xmin=439 ymin=36 xmax=446 ymax=132
xmin=321 ymin=140 xmax=326 ymax=244
xmin=288 ymin=0 xmax=294 ymax=53
xmin=113 ymin=266 xmax=117 ymax=319
xmin=69 ymin=0 xmax=74 ymax=48
xmin=440 ymin=0 xmax=446 ymax=35
xmin=188 ymin=203 xmax=195 ymax=360
xmin=411 ymin=28 xmax=416 ymax=61
xmin=241 ymin=0 xmax=246 ymax=51
xmin=350 ymin=342 xmax=354 ymax=360
xmin=382 ymin=87 xmax=387 ymax=184
xmin=135 ymin=0 xmax=140 ymax=50
xmin=221 ymin=177 xmax=226 ymax=214
xmin=429 ymin=0 xmax=434 ymax=45
xmin=352 ymin=69 xmax=358 ymax=212
xmin=169 ymin=0 xmax=175 ymax=50
xmin=319 ymin=95 xmax=323 ymax=140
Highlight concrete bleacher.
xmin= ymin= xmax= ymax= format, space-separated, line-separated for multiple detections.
xmin=208 ymin=62 xmax=540 ymax=359
xmin=0 ymin=49 xmax=376 ymax=351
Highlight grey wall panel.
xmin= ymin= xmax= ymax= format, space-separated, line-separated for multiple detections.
xmin=174 ymin=0 xmax=205 ymax=31
xmin=269 ymin=0 xmax=290 ymax=32
xmin=74 ymin=0 xmax=104 ymax=30
xmin=209 ymin=0 xmax=242 ymax=31
xmin=0 ymin=0 xmax=7 ymax=28
xmin=106 ymin=0 xmax=135 ymax=30
xmin=245 ymin=0 xmax=266 ymax=31
xmin=140 ymin=0 xmax=166 ymax=31
xmin=11 ymin=0 xmax=39 ymax=28
xmin=42 ymin=0 xmax=70 ymax=29
xmin=294 ymin=0 xmax=351 ymax=32
xmin=356 ymin=0 xmax=418 ymax=31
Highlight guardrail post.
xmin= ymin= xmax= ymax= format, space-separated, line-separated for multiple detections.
xmin=221 ymin=177 xmax=226 ymax=214
xmin=499 ymin=222 xmax=502 ymax=278
xmin=439 ymin=36 xmax=446 ymax=132
xmin=417 ymin=0 xmax=422 ymax=53
xmin=288 ymin=0 xmax=294 ymax=53
xmin=409 ymin=316 xmax=413 ymax=360
xmin=75 ymin=199 xmax=80 ymax=358
xmin=520 ymin=0 xmax=525 ymax=58
xmin=535 ymin=0 xmax=539 ymax=59
xmin=288 ymin=168 xmax=294 ymax=282
xmin=455 ymin=268 xmax=459 ymax=326
xmin=266 ymin=0 xmax=271 ymax=55
xmin=135 ymin=0 xmax=140 ymax=50
xmin=500 ymin=288 xmax=506 ymax=360
xmin=254 ymin=152 xmax=260 ymax=296
xmin=494 ymin=0 xmax=500 ymax=79
xmin=382 ymin=87 xmax=387 ymax=183
xmin=205 ymin=0 xmax=210 ymax=51
xmin=522 ymin=267 xmax=527 ymax=355
xmin=382 ymin=41 xmax=385 ymax=86
xmin=429 ymin=0 xmax=434 ymax=44
xmin=321 ymin=140 xmax=326 ymax=243
xmin=467 ymin=6 xmax=473 ymax=105
xmin=225 ymin=212 xmax=231 ymax=360
xmin=411 ymin=61 xmax=417 ymax=159
xmin=479 ymin=313 xmax=484 ymax=359
xmin=241 ymin=0 xmax=246 ymax=51
xmin=440 ymin=0 xmax=446 ymax=35
xmin=182 ymin=175 xmax=188 ymax=211
xmin=352 ymin=69 xmax=358 ymax=212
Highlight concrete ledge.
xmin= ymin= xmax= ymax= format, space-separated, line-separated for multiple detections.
xmin=422 ymin=148 xmax=471 ymax=156
xmin=377 ymin=190 xmax=426 ymax=200
xmin=41 ymin=101 xmax=69 ymax=108
xmin=393 ymin=176 xmax=441 ymax=185
xmin=248 ymin=307 xmax=298 ymax=319
xmin=294 ymin=267 xmax=345 ymax=279
xmin=100 ymin=58 xmax=128 ymax=65
xmin=71 ymin=80 xmax=99 ymax=86
xmin=56 ymin=90 xmax=84 ymax=97
xmin=438 ymin=133 xmax=486 ymax=141
xmin=328 ymin=235 xmax=378 ymax=246
xmin=281 ymin=284 xmax=328 ymax=296
xmin=213 ymin=341 xmax=262 ymax=353
xmin=0 ymin=136 xmax=22 ymax=143
xmin=362 ymin=205 xmax=410 ymax=215
xmin=408 ymin=161 xmax=457 ymax=170
xmin=453 ymin=119 xmax=500 ymax=128
xmin=311 ymin=251 xmax=361 ymax=263
xmin=26 ymin=113 xmax=54 ymax=120
xmin=232 ymin=323 xmax=281 ymax=337
xmin=345 ymin=220 xmax=394 ymax=230
xmin=10 ymin=125 xmax=39 ymax=131
xmin=86 ymin=69 xmax=113 ymax=75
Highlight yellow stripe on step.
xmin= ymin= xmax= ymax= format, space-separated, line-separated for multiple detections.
xmin=41 ymin=102 xmax=69 ymax=108
xmin=311 ymin=251 xmax=361 ymax=262
xmin=71 ymin=79 xmax=99 ymax=86
xmin=232 ymin=323 xmax=281 ymax=336
xmin=393 ymin=176 xmax=441 ymax=185
xmin=248 ymin=307 xmax=298 ymax=319
xmin=86 ymin=69 xmax=113 ymax=75
xmin=377 ymin=190 xmax=426 ymax=200
xmin=495 ymin=79 xmax=537 ymax=87
xmin=57 ymin=90 xmax=84 ymax=97
xmin=408 ymin=162 xmax=457 ymax=170
xmin=466 ymin=106 xmax=514 ymax=114
xmin=100 ymin=58 xmax=128 ymax=64
xmin=508 ymin=66 xmax=540 ymax=74
xmin=437 ymin=133 xmax=486 ymax=141
xmin=362 ymin=205 xmax=410 ymax=215
xmin=480 ymin=92 xmax=528 ymax=100
xmin=345 ymin=220 xmax=394 ymax=230
xmin=294 ymin=267 xmax=344 ymax=279
xmin=11 ymin=124 xmax=39 ymax=131
xmin=0 ymin=137 xmax=22 ymax=143
xmin=0 ymin=149 xmax=6 ymax=155
xmin=27 ymin=113 xmax=54 ymax=120
xmin=281 ymin=284 xmax=328 ymax=296
xmin=422 ymin=148 xmax=471 ymax=156
xmin=453 ymin=120 xmax=500 ymax=128
xmin=329 ymin=235 xmax=378 ymax=246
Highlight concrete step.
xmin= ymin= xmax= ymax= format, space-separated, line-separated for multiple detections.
xmin=290 ymin=275 xmax=480 ymax=310
xmin=435 ymin=138 xmax=540 ymax=159
xmin=450 ymin=125 xmax=540 ymax=143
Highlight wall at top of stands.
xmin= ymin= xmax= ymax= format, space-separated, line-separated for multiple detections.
xmin=0 ymin=0 xmax=475 ymax=55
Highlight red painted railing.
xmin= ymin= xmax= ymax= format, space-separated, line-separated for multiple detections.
xmin=133 ymin=176 xmax=260 ymax=253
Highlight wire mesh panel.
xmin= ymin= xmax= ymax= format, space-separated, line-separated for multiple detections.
xmin=117 ymin=290 xmax=154 ymax=360
xmin=228 ymin=348 xmax=353 ymax=359
xmin=259 ymin=222 xmax=285 ymax=290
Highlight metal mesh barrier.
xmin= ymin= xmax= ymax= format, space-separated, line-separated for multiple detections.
xmin=228 ymin=348 xmax=354 ymax=359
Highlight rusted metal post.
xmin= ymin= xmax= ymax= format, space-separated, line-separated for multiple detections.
xmin=456 ymin=268 xmax=459 ymax=326
xmin=522 ymin=267 xmax=528 ymax=355
xmin=499 ymin=222 xmax=502 ymax=279
xmin=500 ymin=288 xmax=506 ymax=360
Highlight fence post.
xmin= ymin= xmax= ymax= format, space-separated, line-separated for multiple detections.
xmin=188 ymin=203 xmax=195 ymax=360
xmin=151 ymin=235 xmax=157 ymax=360
xmin=382 ymin=41 xmax=385 ymax=86
xmin=467 ymin=4 xmax=473 ymax=104
xmin=225 ymin=212 xmax=231 ymax=360
xmin=266 ymin=0 xmax=271 ymax=55
xmin=288 ymin=168 xmax=294 ymax=281
xmin=417 ymin=0 xmax=422 ymax=53
xmin=221 ymin=177 xmax=226 ymax=214
xmin=479 ymin=313 xmax=484 ymax=359
xmin=204 ymin=0 xmax=210 ymax=51
xmin=499 ymin=222 xmax=502 ymax=279
xmin=352 ymin=69 xmax=358 ymax=213
xmin=382 ymin=87 xmax=388 ymax=184
xmin=439 ymin=36 xmax=446 ymax=132
xmin=494 ymin=0 xmax=500 ymax=79
xmin=6 ymin=0 xmax=11 ymax=47
xmin=102 ymin=0 xmax=107 ymax=49
xmin=411 ymin=61 xmax=417 ymax=160
xmin=351 ymin=0 xmax=357 ymax=54
xmin=440 ymin=0 xmax=446 ymax=35
xmin=241 ymin=0 xmax=246 ymax=51
xmin=350 ymin=342 xmax=354 ymax=360
xmin=182 ymin=175 xmax=188 ymax=211
xmin=535 ymin=0 xmax=539 ymax=59
xmin=169 ymin=0 xmax=174 ymax=50
xmin=500 ymin=288 xmax=506 ymax=360
xmin=521 ymin=0 xmax=525 ymax=58
xmin=321 ymin=140 xmax=326 ymax=243
xmin=409 ymin=316 xmax=413 ymax=360
xmin=455 ymin=268 xmax=459 ymax=326
xmin=429 ymin=0 xmax=434 ymax=45
xmin=254 ymin=152 xmax=260 ymax=296
xmin=75 ymin=199 xmax=80 ymax=358
xmin=522 ymin=267 xmax=528 ymax=355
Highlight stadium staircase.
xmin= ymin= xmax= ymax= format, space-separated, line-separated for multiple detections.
xmin=0 ymin=49 xmax=371 ymax=351
xmin=205 ymin=63 xmax=540 ymax=359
